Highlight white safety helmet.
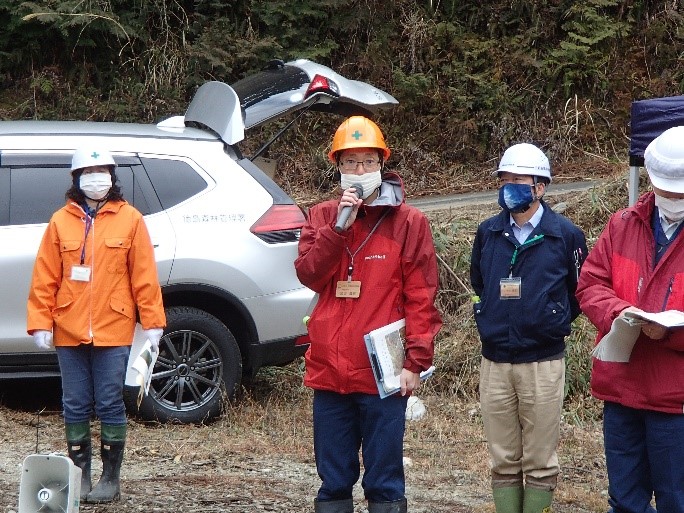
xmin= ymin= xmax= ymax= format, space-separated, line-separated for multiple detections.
xmin=645 ymin=126 xmax=684 ymax=194
xmin=493 ymin=143 xmax=552 ymax=182
xmin=71 ymin=147 xmax=116 ymax=173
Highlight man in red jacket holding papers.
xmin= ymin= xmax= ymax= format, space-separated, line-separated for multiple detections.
xmin=295 ymin=116 xmax=442 ymax=513
xmin=577 ymin=126 xmax=684 ymax=513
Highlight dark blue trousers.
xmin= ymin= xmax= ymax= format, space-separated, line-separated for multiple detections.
xmin=313 ymin=390 xmax=408 ymax=502
xmin=604 ymin=401 xmax=684 ymax=513
xmin=56 ymin=345 xmax=130 ymax=424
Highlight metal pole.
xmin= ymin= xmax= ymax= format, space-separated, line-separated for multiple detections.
xmin=628 ymin=165 xmax=640 ymax=206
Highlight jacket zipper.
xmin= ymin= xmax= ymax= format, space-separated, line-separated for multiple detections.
xmin=661 ymin=276 xmax=674 ymax=311
xmin=89 ymin=216 xmax=95 ymax=342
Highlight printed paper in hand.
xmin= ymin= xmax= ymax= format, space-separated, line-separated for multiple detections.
xmin=592 ymin=316 xmax=641 ymax=362
xmin=130 ymin=339 xmax=158 ymax=407
xmin=592 ymin=309 xmax=684 ymax=362
xmin=623 ymin=309 xmax=684 ymax=327
xmin=364 ymin=318 xmax=434 ymax=398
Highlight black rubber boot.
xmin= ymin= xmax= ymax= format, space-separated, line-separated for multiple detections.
xmin=314 ymin=498 xmax=354 ymax=513
xmin=368 ymin=498 xmax=408 ymax=513
xmin=86 ymin=423 xmax=126 ymax=503
xmin=65 ymin=422 xmax=91 ymax=501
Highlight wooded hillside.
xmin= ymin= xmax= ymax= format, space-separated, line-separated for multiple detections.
xmin=1 ymin=1 xmax=682 ymax=195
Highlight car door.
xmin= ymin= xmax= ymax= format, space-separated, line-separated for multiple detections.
xmin=0 ymin=155 xmax=73 ymax=352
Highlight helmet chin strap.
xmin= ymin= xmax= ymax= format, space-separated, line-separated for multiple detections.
xmin=532 ymin=176 xmax=546 ymax=201
xmin=82 ymin=191 xmax=110 ymax=216
xmin=510 ymin=203 xmax=530 ymax=214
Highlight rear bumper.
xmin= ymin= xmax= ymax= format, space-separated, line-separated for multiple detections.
xmin=245 ymin=336 xmax=308 ymax=377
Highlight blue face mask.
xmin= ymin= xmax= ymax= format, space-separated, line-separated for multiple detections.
xmin=498 ymin=183 xmax=535 ymax=214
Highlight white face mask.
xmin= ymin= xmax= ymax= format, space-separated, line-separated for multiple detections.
xmin=655 ymin=193 xmax=684 ymax=223
xmin=340 ymin=171 xmax=382 ymax=200
xmin=80 ymin=172 xmax=112 ymax=201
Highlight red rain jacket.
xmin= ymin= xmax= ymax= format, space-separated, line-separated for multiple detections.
xmin=576 ymin=192 xmax=684 ymax=413
xmin=295 ymin=174 xmax=442 ymax=394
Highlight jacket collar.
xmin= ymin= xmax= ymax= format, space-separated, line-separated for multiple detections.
xmin=65 ymin=199 xmax=127 ymax=217
xmin=366 ymin=171 xmax=405 ymax=208
xmin=629 ymin=191 xmax=656 ymax=225
xmin=488 ymin=200 xmax=564 ymax=238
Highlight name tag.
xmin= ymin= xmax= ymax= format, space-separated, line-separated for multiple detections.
xmin=71 ymin=265 xmax=92 ymax=282
xmin=499 ymin=277 xmax=521 ymax=300
xmin=336 ymin=280 xmax=361 ymax=298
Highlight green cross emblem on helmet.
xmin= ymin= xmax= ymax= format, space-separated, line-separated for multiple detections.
xmin=351 ymin=130 xmax=363 ymax=140
xmin=91 ymin=151 xmax=100 ymax=159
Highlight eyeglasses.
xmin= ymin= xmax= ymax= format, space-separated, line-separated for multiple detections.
xmin=339 ymin=158 xmax=381 ymax=171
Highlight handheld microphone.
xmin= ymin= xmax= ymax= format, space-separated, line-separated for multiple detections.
xmin=334 ymin=184 xmax=363 ymax=233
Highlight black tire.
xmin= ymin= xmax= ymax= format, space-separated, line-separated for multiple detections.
xmin=127 ymin=306 xmax=242 ymax=423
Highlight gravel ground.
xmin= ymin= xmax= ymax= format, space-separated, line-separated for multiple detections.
xmin=0 ymin=378 xmax=609 ymax=513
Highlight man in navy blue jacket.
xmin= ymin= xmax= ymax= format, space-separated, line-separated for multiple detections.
xmin=470 ymin=143 xmax=587 ymax=513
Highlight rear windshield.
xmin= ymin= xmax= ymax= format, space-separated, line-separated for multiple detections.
xmin=232 ymin=65 xmax=309 ymax=110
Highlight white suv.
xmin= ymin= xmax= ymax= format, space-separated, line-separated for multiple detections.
xmin=0 ymin=59 xmax=397 ymax=423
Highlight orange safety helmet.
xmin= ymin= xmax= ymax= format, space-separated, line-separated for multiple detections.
xmin=328 ymin=116 xmax=391 ymax=163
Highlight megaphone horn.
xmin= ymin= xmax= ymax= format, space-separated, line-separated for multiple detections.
xmin=18 ymin=454 xmax=82 ymax=513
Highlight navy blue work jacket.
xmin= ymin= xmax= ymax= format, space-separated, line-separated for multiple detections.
xmin=470 ymin=201 xmax=587 ymax=363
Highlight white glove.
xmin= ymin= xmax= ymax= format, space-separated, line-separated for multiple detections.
xmin=33 ymin=330 xmax=54 ymax=350
xmin=143 ymin=328 xmax=164 ymax=353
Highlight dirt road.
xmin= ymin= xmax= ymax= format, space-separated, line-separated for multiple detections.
xmin=408 ymin=181 xmax=598 ymax=212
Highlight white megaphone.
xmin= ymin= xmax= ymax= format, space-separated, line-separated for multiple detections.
xmin=18 ymin=454 xmax=81 ymax=513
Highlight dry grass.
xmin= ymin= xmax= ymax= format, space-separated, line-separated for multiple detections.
xmin=0 ymin=368 xmax=607 ymax=512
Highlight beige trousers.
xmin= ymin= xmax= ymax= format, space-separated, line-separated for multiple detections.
xmin=479 ymin=356 xmax=565 ymax=491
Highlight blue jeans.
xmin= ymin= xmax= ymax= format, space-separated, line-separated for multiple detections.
xmin=313 ymin=390 xmax=408 ymax=503
xmin=604 ymin=401 xmax=684 ymax=513
xmin=56 ymin=345 xmax=130 ymax=424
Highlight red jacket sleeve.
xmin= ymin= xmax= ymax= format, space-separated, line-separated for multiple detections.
xmin=295 ymin=202 xmax=348 ymax=293
xmin=401 ymin=210 xmax=442 ymax=372
xmin=576 ymin=218 xmax=633 ymax=338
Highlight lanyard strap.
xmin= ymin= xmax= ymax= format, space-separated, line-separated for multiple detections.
xmin=80 ymin=214 xmax=93 ymax=265
xmin=345 ymin=208 xmax=391 ymax=280
xmin=508 ymin=233 xmax=544 ymax=277
xmin=79 ymin=203 xmax=103 ymax=265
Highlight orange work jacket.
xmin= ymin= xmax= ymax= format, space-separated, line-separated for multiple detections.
xmin=27 ymin=200 xmax=166 ymax=346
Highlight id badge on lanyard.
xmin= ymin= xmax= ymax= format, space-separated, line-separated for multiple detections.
xmin=335 ymin=208 xmax=390 ymax=299
xmin=499 ymin=276 xmax=521 ymax=299
xmin=500 ymin=234 xmax=544 ymax=300
xmin=71 ymin=210 xmax=93 ymax=282
xmin=336 ymin=279 xmax=361 ymax=298
xmin=71 ymin=265 xmax=92 ymax=282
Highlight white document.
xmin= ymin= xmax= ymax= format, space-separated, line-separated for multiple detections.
xmin=623 ymin=309 xmax=684 ymax=327
xmin=364 ymin=318 xmax=435 ymax=398
xmin=129 ymin=335 xmax=158 ymax=407
xmin=133 ymin=341 xmax=157 ymax=407
xmin=592 ymin=309 xmax=684 ymax=362
xmin=592 ymin=316 xmax=641 ymax=362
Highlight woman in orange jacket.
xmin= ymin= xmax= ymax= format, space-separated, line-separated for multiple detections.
xmin=27 ymin=146 xmax=166 ymax=503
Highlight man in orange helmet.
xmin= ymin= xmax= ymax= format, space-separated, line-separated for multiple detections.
xmin=295 ymin=116 xmax=442 ymax=513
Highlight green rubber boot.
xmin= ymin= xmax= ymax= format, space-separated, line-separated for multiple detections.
xmin=523 ymin=487 xmax=553 ymax=513
xmin=492 ymin=486 xmax=523 ymax=513
xmin=65 ymin=421 xmax=92 ymax=501
xmin=86 ymin=423 xmax=126 ymax=503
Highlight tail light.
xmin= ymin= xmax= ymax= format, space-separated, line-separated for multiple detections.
xmin=250 ymin=204 xmax=306 ymax=244
xmin=304 ymin=74 xmax=340 ymax=99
